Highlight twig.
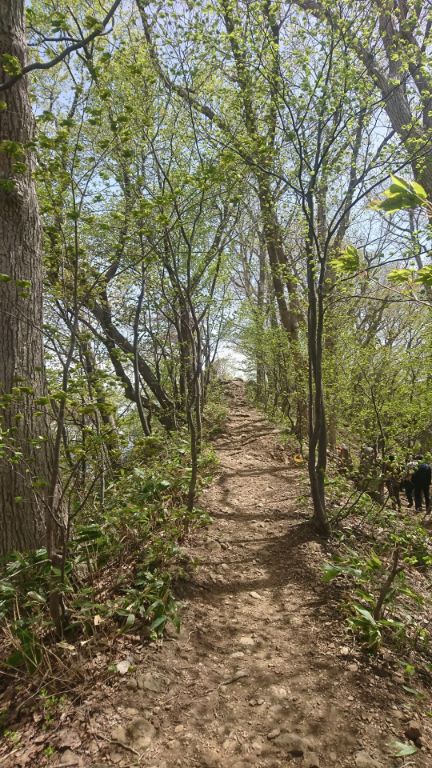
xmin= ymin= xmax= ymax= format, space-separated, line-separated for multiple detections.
xmin=95 ymin=734 xmax=141 ymax=758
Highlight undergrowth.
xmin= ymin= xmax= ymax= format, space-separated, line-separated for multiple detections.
xmin=0 ymin=420 xmax=220 ymax=690
xmin=325 ymin=469 xmax=432 ymax=678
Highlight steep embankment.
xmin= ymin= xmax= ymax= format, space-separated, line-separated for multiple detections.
xmin=2 ymin=381 xmax=431 ymax=767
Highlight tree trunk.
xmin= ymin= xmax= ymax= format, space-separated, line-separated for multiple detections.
xmin=255 ymin=244 xmax=266 ymax=400
xmin=91 ymin=297 xmax=176 ymax=430
xmin=0 ymin=0 xmax=54 ymax=556
xmin=305 ymin=224 xmax=330 ymax=538
xmin=256 ymin=175 xmax=301 ymax=341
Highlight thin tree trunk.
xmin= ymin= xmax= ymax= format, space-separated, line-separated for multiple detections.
xmin=305 ymin=224 xmax=330 ymax=538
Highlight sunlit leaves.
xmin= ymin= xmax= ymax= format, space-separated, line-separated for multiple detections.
xmin=330 ymin=245 xmax=360 ymax=274
xmin=0 ymin=53 xmax=22 ymax=76
xmin=387 ymin=265 xmax=432 ymax=289
xmin=371 ymin=175 xmax=428 ymax=214
xmin=386 ymin=268 xmax=414 ymax=285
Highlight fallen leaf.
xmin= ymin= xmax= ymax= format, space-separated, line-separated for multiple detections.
xmin=388 ymin=739 xmax=417 ymax=757
xmin=56 ymin=641 xmax=77 ymax=654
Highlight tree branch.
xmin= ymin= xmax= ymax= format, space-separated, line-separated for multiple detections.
xmin=0 ymin=0 xmax=122 ymax=93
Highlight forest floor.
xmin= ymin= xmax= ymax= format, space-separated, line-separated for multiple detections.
xmin=2 ymin=380 xmax=432 ymax=768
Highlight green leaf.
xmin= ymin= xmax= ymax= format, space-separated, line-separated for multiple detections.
xmin=389 ymin=174 xmax=412 ymax=193
xmin=3 ymin=649 xmax=26 ymax=669
xmin=387 ymin=268 xmax=414 ymax=284
xmin=0 ymin=581 xmax=15 ymax=598
xmin=367 ymin=551 xmax=382 ymax=569
xmin=125 ymin=613 xmax=136 ymax=629
xmin=330 ymin=245 xmax=360 ymax=274
xmin=26 ymin=591 xmax=45 ymax=604
xmin=353 ymin=605 xmax=376 ymax=626
xmin=388 ymin=739 xmax=417 ymax=757
xmin=322 ymin=563 xmax=346 ymax=582
xmin=410 ymin=180 xmax=428 ymax=200
xmin=371 ymin=193 xmax=407 ymax=212
xmin=371 ymin=175 xmax=428 ymax=213
xmin=150 ymin=615 xmax=167 ymax=632
xmin=0 ymin=54 xmax=22 ymax=77
xmin=416 ymin=265 xmax=432 ymax=287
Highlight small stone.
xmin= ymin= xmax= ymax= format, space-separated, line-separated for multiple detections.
xmin=251 ymin=739 xmax=264 ymax=753
xmin=137 ymin=672 xmax=164 ymax=693
xmin=165 ymin=623 xmax=181 ymax=639
xmin=267 ymin=729 xmax=281 ymax=740
xmin=167 ymin=739 xmax=182 ymax=755
xmin=354 ymin=750 xmax=383 ymax=768
xmin=127 ymin=718 xmax=156 ymax=749
xmin=239 ymin=636 xmax=255 ymax=646
xmin=273 ymin=732 xmax=305 ymax=755
xmin=268 ymin=684 xmax=288 ymax=700
xmin=175 ymin=724 xmax=184 ymax=733
xmin=200 ymin=749 xmax=222 ymax=767
xmin=329 ymin=753 xmax=337 ymax=763
xmin=304 ymin=753 xmax=320 ymax=768
xmin=54 ymin=730 xmax=82 ymax=750
xmin=60 ymin=751 xmax=83 ymax=767
xmin=348 ymin=664 xmax=359 ymax=673
xmin=111 ymin=725 xmax=127 ymax=743
xmin=126 ymin=677 xmax=138 ymax=690
xmin=222 ymin=739 xmax=237 ymax=751
xmin=249 ymin=591 xmax=262 ymax=599
xmin=404 ymin=720 xmax=422 ymax=742
xmin=124 ymin=707 xmax=140 ymax=717
xmin=222 ymin=669 xmax=249 ymax=684
xmin=116 ymin=660 xmax=131 ymax=675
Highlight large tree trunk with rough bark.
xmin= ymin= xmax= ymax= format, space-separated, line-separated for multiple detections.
xmin=0 ymin=0 xmax=53 ymax=556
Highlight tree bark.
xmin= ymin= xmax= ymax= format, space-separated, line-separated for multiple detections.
xmin=0 ymin=1 xmax=54 ymax=555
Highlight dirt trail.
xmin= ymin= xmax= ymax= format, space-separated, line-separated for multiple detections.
xmin=100 ymin=381 xmax=429 ymax=768
xmin=7 ymin=381 xmax=431 ymax=767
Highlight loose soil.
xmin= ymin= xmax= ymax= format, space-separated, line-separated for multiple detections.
xmin=2 ymin=381 xmax=431 ymax=767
